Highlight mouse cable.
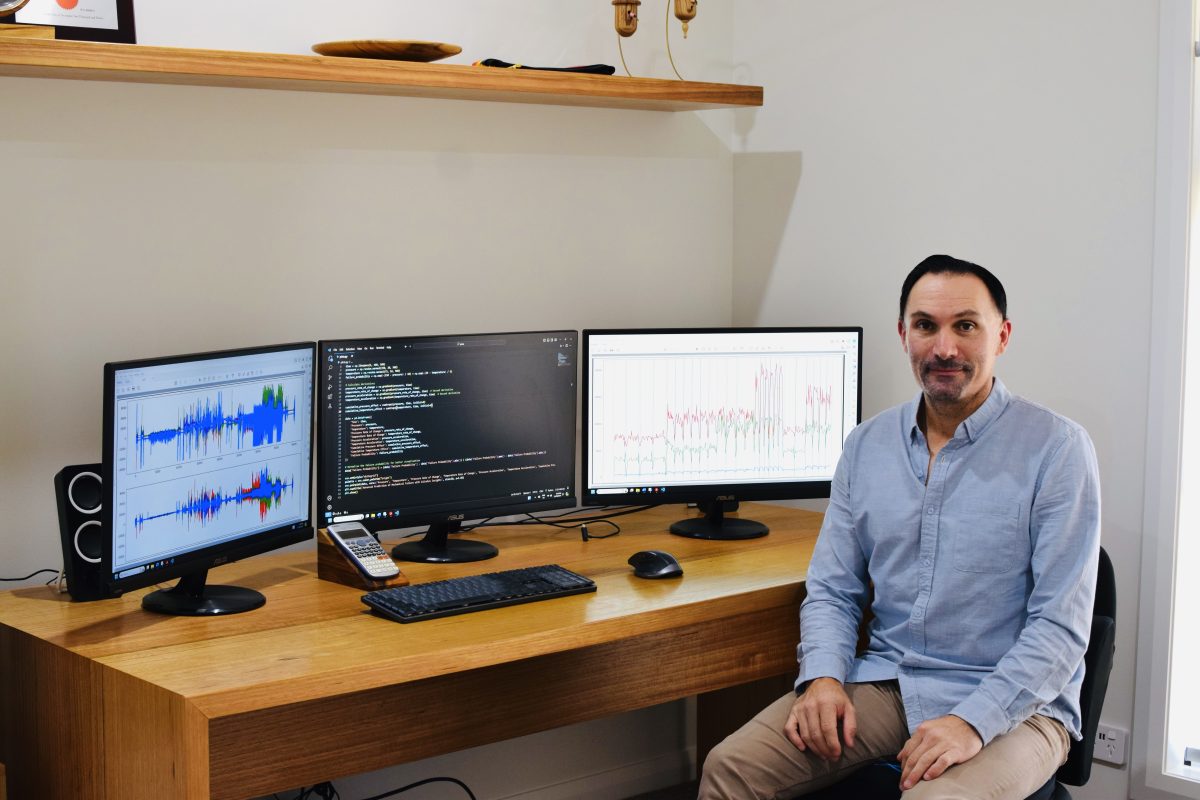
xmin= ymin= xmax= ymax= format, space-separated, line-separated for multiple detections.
xmin=389 ymin=517 xmax=498 ymax=540
xmin=463 ymin=505 xmax=654 ymax=531
xmin=581 ymin=520 xmax=620 ymax=540
xmin=516 ymin=504 xmax=656 ymax=524
xmin=521 ymin=512 xmax=622 ymax=540
xmin=359 ymin=776 xmax=478 ymax=800
xmin=1 ymin=568 xmax=59 ymax=582
xmin=515 ymin=504 xmax=657 ymax=539
xmin=389 ymin=505 xmax=654 ymax=539
xmin=536 ymin=503 xmax=649 ymax=518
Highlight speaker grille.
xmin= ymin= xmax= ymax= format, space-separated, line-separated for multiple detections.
xmin=74 ymin=520 xmax=102 ymax=563
xmin=67 ymin=470 xmax=102 ymax=514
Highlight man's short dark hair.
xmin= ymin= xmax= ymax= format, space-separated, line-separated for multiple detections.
xmin=899 ymin=255 xmax=1008 ymax=322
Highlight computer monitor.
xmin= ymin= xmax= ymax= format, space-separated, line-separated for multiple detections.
xmin=102 ymin=342 xmax=316 ymax=616
xmin=582 ymin=327 xmax=862 ymax=539
xmin=319 ymin=330 xmax=577 ymax=563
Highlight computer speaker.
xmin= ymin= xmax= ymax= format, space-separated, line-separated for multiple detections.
xmin=53 ymin=463 xmax=113 ymax=601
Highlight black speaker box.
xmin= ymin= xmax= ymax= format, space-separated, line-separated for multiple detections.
xmin=54 ymin=464 xmax=113 ymax=601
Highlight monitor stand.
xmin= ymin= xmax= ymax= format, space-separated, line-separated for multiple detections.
xmin=670 ymin=501 xmax=769 ymax=540
xmin=141 ymin=569 xmax=266 ymax=616
xmin=390 ymin=520 xmax=498 ymax=563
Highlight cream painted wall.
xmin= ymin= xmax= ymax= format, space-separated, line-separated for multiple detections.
xmin=2 ymin=2 xmax=1169 ymax=798
xmin=731 ymin=3 xmax=1159 ymax=799
xmin=0 ymin=2 xmax=736 ymax=797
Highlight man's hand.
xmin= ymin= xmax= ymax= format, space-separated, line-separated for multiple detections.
xmin=897 ymin=714 xmax=983 ymax=789
xmin=784 ymin=677 xmax=857 ymax=760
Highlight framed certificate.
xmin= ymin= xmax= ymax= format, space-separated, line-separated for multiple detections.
xmin=0 ymin=0 xmax=135 ymax=43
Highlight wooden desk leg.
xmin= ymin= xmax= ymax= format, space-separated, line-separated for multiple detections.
xmin=696 ymin=674 xmax=794 ymax=772
xmin=2 ymin=628 xmax=106 ymax=800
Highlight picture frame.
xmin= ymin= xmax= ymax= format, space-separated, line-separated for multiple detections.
xmin=0 ymin=0 xmax=135 ymax=44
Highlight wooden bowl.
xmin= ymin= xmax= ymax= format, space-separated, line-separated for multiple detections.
xmin=311 ymin=40 xmax=463 ymax=62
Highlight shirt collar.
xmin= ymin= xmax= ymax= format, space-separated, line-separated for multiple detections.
xmin=906 ymin=377 xmax=1011 ymax=444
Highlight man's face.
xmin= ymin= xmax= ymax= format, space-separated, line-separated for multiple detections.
xmin=898 ymin=272 xmax=1011 ymax=409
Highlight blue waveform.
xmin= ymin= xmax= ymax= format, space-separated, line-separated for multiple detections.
xmin=136 ymin=385 xmax=295 ymax=467
xmin=134 ymin=467 xmax=294 ymax=532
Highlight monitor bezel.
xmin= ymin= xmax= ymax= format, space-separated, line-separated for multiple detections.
xmin=101 ymin=341 xmax=317 ymax=597
xmin=317 ymin=330 xmax=579 ymax=539
xmin=580 ymin=326 xmax=863 ymax=508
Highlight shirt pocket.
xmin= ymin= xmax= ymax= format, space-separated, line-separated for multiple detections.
xmin=945 ymin=501 xmax=1024 ymax=574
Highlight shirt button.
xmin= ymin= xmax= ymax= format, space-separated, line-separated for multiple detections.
xmin=926 ymin=507 xmax=936 ymax=515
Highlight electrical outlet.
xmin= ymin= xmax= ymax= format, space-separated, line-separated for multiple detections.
xmin=1095 ymin=724 xmax=1128 ymax=766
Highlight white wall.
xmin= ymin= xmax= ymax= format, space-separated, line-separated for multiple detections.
xmin=0 ymin=2 xmax=735 ymax=797
xmin=731 ymin=3 xmax=1160 ymax=799
xmin=1 ymin=1 xmax=1172 ymax=798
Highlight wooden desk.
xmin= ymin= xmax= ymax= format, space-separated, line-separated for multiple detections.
xmin=0 ymin=503 xmax=820 ymax=800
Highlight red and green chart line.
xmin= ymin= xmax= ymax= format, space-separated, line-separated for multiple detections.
xmin=133 ymin=467 xmax=294 ymax=533
xmin=135 ymin=384 xmax=296 ymax=467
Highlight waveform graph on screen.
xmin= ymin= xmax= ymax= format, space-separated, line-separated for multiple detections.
xmin=591 ymin=352 xmax=849 ymax=485
xmin=134 ymin=467 xmax=294 ymax=531
xmin=129 ymin=378 xmax=305 ymax=472
xmin=120 ymin=455 xmax=306 ymax=567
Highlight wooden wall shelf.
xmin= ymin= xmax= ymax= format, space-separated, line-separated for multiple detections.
xmin=0 ymin=38 xmax=763 ymax=111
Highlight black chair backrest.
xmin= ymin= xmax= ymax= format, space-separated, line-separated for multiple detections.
xmin=1057 ymin=546 xmax=1116 ymax=787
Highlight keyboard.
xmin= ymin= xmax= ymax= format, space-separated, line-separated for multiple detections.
xmin=361 ymin=563 xmax=596 ymax=623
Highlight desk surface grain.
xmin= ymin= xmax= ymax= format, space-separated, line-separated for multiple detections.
xmin=0 ymin=503 xmax=821 ymax=800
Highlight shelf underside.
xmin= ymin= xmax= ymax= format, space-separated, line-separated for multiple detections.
xmin=0 ymin=38 xmax=763 ymax=111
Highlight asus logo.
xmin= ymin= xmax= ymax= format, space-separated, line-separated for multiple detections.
xmin=448 ymin=513 xmax=465 ymax=521
xmin=715 ymin=495 xmax=736 ymax=502
xmin=213 ymin=556 xmax=229 ymax=566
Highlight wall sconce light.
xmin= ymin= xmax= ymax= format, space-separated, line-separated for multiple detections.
xmin=674 ymin=0 xmax=697 ymax=38
xmin=613 ymin=0 xmax=640 ymax=37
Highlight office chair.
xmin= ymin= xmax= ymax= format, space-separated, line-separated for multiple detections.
xmin=806 ymin=546 xmax=1116 ymax=800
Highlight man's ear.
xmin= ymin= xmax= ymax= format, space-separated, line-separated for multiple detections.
xmin=898 ymin=319 xmax=908 ymax=353
xmin=996 ymin=319 xmax=1012 ymax=355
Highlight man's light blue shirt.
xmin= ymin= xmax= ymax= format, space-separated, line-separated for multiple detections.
xmin=796 ymin=379 xmax=1101 ymax=745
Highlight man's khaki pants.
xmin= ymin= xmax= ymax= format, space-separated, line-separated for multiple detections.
xmin=698 ymin=682 xmax=1069 ymax=800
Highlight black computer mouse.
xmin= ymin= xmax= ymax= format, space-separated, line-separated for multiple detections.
xmin=628 ymin=550 xmax=683 ymax=579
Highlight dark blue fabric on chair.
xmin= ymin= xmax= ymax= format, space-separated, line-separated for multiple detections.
xmin=802 ymin=548 xmax=1116 ymax=800
xmin=802 ymin=760 xmax=901 ymax=800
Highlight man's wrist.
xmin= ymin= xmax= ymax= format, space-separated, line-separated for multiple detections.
xmin=950 ymin=714 xmax=984 ymax=746
xmin=797 ymin=676 xmax=842 ymax=696
xmin=948 ymin=694 xmax=1009 ymax=746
